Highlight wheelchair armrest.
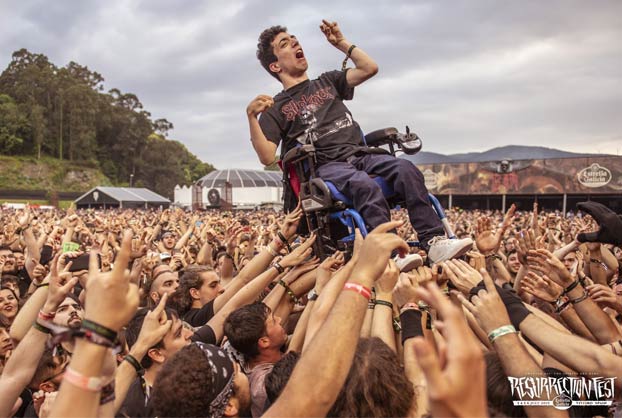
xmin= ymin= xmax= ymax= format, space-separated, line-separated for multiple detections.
xmin=282 ymin=144 xmax=316 ymax=167
xmin=364 ymin=127 xmax=399 ymax=147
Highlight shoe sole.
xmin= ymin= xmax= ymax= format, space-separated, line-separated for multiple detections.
xmin=397 ymin=257 xmax=423 ymax=272
xmin=430 ymin=239 xmax=474 ymax=264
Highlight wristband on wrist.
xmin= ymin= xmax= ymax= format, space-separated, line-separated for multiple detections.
xmin=341 ymin=44 xmax=357 ymax=71
xmin=266 ymin=244 xmax=279 ymax=257
xmin=374 ymin=299 xmax=393 ymax=310
xmin=39 ymin=309 xmax=56 ymax=321
xmin=277 ymin=232 xmax=291 ymax=253
xmin=368 ymin=299 xmax=376 ymax=309
xmin=569 ymin=290 xmax=589 ymax=305
xmin=563 ymin=279 xmax=580 ymax=295
xmin=63 ymin=367 xmax=104 ymax=392
xmin=33 ymin=320 xmax=51 ymax=334
xmin=273 ymin=262 xmax=285 ymax=274
xmin=400 ymin=309 xmax=424 ymax=344
xmin=487 ymin=325 xmax=517 ymax=344
xmin=278 ymin=280 xmax=299 ymax=304
xmin=343 ymin=282 xmax=372 ymax=300
xmin=81 ymin=319 xmax=117 ymax=343
xmin=124 ymin=354 xmax=144 ymax=376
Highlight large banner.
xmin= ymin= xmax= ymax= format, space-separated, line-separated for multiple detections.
xmin=418 ymin=156 xmax=622 ymax=195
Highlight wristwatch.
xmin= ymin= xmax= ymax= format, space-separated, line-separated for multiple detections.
xmin=307 ymin=289 xmax=319 ymax=301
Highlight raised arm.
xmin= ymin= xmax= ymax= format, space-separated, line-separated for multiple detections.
xmin=247 ymin=95 xmax=278 ymax=166
xmin=319 ymin=19 xmax=378 ymax=87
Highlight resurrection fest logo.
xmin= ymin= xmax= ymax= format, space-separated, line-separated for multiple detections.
xmin=508 ymin=374 xmax=616 ymax=410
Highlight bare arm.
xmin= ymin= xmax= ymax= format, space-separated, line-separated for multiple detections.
xmin=319 ymin=20 xmax=378 ymax=87
xmin=247 ymin=95 xmax=278 ymax=166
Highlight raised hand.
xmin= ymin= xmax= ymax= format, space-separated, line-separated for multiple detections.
xmin=586 ymin=284 xmax=622 ymax=311
xmin=134 ymin=293 xmax=173 ymax=352
xmin=350 ymin=221 xmax=409 ymax=284
xmin=527 ymin=249 xmax=573 ymax=288
xmin=412 ymin=282 xmax=487 ymax=418
xmin=474 ymin=204 xmax=515 ymax=255
xmin=443 ymin=259 xmax=483 ymax=294
xmin=279 ymin=234 xmax=317 ymax=268
xmin=279 ymin=201 xmax=303 ymax=241
xmin=319 ymin=19 xmax=345 ymax=46
xmin=247 ymin=95 xmax=274 ymax=118
xmin=375 ymin=260 xmax=400 ymax=296
xmin=520 ymin=271 xmax=563 ymax=303
xmin=456 ymin=268 xmax=512 ymax=335
xmin=85 ymin=230 xmax=139 ymax=331
xmin=42 ymin=254 xmax=79 ymax=314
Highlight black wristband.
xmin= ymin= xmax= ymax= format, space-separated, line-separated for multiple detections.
xmin=400 ymin=309 xmax=424 ymax=345
xmin=81 ymin=319 xmax=117 ymax=343
xmin=563 ymin=279 xmax=580 ymax=295
xmin=124 ymin=354 xmax=144 ymax=376
xmin=273 ymin=262 xmax=285 ymax=274
xmin=470 ymin=281 xmax=531 ymax=329
xmin=277 ymin=232 xmax=291 ymax=253
xmin=375 ymin=299 xmax=393 ymax=310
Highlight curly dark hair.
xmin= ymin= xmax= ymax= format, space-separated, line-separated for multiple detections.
xmin=328 ymin=337 xmax=415 ymax=417
xmin=148 ymin=344 xmax=214 ymax=417
xmin=265 ymin=351 xmax=300 ymax=404
xmin=224 ymin=302 xmax=270 ymax=360
xmin=257 ymin=25 xmax=287 ymax=81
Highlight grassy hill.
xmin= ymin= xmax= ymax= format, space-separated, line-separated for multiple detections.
xmin=0 ymin=155 xmax=112 ymax=192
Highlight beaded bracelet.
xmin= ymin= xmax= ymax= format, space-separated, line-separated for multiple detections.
xmin=278 ymin=280 xmax=299 ymax=304
xmin=487 ymin=325 xmax=517 ymax=344
xmin=343 ymin=282 xmax=372 ymax=300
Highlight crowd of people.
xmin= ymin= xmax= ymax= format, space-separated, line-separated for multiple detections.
xmin=0 ymin=201 xmax=620 ymax=417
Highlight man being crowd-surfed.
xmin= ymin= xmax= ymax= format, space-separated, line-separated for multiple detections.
xmin=246 ymin=20 xmax=473 ymax=266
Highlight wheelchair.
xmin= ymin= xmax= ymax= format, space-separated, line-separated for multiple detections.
xmin=281 ymin=126 xmax=456 ymax=260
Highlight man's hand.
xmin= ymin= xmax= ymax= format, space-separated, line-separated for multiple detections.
xmin=443 ymin=259 xmax=483 ymax=294
xmin=520 ymin=271 xmax=563 ymax=303
xmin=279 ymin=201 xmax=303 ymax=241
xmin=279 ymin=234 xmax=317 ymax=268
xmin=247 ymin=95 xmax=274 ymax=118
xmin=412 ymin=282 xmax=487 ymax=418
xmin=319 ymin=19 xmax=345 ymax=46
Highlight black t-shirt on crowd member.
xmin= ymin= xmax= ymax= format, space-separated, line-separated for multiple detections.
xmin=259 ymin=70 xmax=366 ymax=166
xmin=16 ymin=268 xmax=31 ymax=297
xmin=183 ymin=299 xmax=216 ymax=328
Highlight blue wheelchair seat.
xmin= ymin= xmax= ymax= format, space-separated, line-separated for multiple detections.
xmin=324 ymin=177 xmax=396 ymax=206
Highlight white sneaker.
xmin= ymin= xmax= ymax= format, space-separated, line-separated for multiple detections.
xmin=427 ymin=236 xmax=474 ymax=264
xmin=394 ymin=253 xmax=423 ymax=272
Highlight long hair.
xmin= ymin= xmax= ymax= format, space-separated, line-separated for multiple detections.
xmin=328 ymin=337 xmax=415 ymax=417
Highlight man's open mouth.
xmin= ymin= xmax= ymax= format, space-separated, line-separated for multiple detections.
xmin=296 ymin=49 xmax=304 ymax=59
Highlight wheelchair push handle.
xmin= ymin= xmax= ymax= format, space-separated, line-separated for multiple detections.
xmin=396 ymin=125 xmax=422 ymax=155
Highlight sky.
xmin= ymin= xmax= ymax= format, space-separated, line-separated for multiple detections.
xmin=1 ymin=0 xmax=621 ymax=171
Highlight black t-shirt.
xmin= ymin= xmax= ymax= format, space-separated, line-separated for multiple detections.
xmin=183 ymin=299 xmax=215 ymax=328
xmin=259 ymin=70 xmax=365 ymax=166
xmin=117 ymin=377 xmax=148 ymax=418
xmin=16 ymin=268 xmax=31 ymax=297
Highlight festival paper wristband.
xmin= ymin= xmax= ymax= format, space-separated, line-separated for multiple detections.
xmin=63 ymin=366 xmax=104 ymax=392
xmin=487 ymin=325 xmax=517 ymax=344
xmin=343 ymin=282 xmax=372 ymax=300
